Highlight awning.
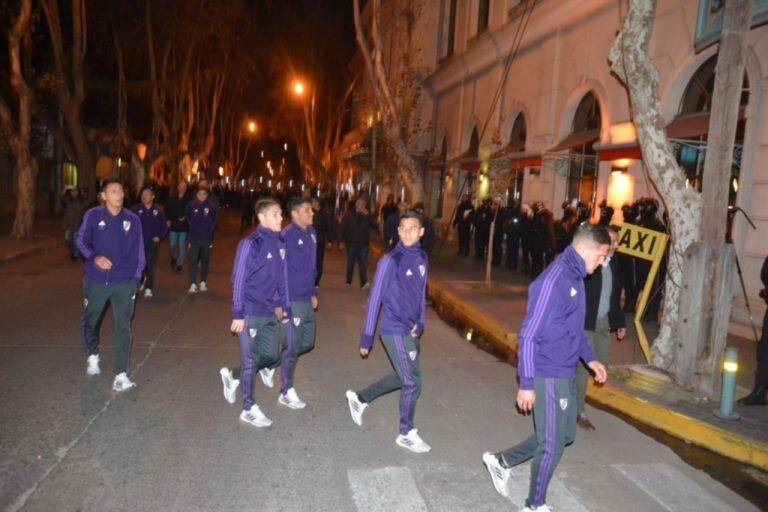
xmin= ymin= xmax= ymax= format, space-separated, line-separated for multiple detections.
xmin=507 ymin=151 xmax=542 ymax=168
xmin=489 ymin=141 xmax=526 ymax=160
xmin=592 ymin=142 xmax=643 ymax=162
xmin=665 ymin=107 xmax=745 ymax=140
xmin=446 ymin=149 xmax=480 ymax=172
xmin=548 ymin=129 xmax=600 ymax=152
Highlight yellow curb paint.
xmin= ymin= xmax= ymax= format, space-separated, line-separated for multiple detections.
xmin=421 ymin=267 xmax=768 ymax=472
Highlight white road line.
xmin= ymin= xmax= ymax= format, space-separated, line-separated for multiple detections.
xmin=348 ymin=466 xmax=428 ymax=512
xmin=612 ymin=463 xmax=736 ymax=512
xmin=505 ymin=463 xmax=589 ymax=511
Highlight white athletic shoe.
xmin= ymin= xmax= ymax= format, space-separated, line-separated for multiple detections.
xmin=86 ymin=354 xmax=101 ymax=376
xmin=345 ymin=390 xmax=368 ymax=426
xmin=239 ymin=405 xmax=272 ymax=428
xmin=220 ymin=367 xmax=239 ymax=404
xmin=395 ymin=429 xmax=431 ymax=453
xmin=521 ymin=505 xmax=552 ymax=512
xmin=112 ymin=372 xmax=136 ymax=392
xmin=259 ymin=368 xmax=275 ymax=388
xmin=482 ymin=452 xmax=511 ymax=497
xmin=199 ymin=281 xmax=207 ymax=292
xmin=278 ymin=387 xmax=306 ymax=409
xmin=188 ymin=283 xmax=198 ymax=294
xmin=143 ymin=288 xmax=153 ymax=298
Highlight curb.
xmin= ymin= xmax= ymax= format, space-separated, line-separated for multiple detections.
xmin=423 ymin=268 xmax=768 ymax=472
xmin=0 ymin=236 xmax=60 ymax=263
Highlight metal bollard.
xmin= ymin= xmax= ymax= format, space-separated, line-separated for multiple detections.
xmin=713 ymin=347 xmax=740 ymax=421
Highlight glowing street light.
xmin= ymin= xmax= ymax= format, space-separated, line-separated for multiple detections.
xmin=218 ymin=166 xmax=224 ymax=176
xmin=293 ymin=81 xmax=305 ymax=96
xmin=247 ymin=120 xmax=257 ymax=133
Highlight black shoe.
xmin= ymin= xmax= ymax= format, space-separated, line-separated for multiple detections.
xmin=738 ymin=386 xmax=768 ymax=406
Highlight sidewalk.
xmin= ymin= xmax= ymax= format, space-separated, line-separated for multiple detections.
xmin=0 ymin=216 xmax=62 ymax=263
xmin=378 ymin=234 xmax=768 ymax=473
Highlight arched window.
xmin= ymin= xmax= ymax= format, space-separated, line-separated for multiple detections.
xmin=566 ymin=93 xmax=600 ymax=205
xmin=509 ymin=114 xmax=526 ymax=152
xmin=670 ymin=54 xmax=748 ymax=204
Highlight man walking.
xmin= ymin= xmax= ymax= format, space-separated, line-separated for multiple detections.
xmin=481 ymin=223 xmax=610 ymax=511
xmin=220 ymin=199 xmax=290 ymax=428
xmin=165 ymin=180 xmax=190 ymax=272
xmin=341 ymin=198 xmax=377 ymax=290
xmin=576 ymin=225 xmax=625 ymax=430
xmin=76 ymin=179 xmax=144 ymax=392
xmin=453 ymin=194 xmax=473 ymax=256
xmin=131 ymin=186 xmax=168 ymax=298
xmin=345 ymin=211 xmax=431 ymax=453
xmin=186 ymin=186 xmax=219 ymax=293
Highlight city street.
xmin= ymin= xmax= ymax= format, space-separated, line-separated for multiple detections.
xmin=0 ymin=216 xmax=759 ymax=512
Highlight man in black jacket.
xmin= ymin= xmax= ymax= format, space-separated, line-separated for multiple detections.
xmin=739 ymin=255 xmax=768 ymax=406
xmin=576 ymin=225 xmax=626 ymax=430
xmin=453 ymin=194 xmax=473 ymax=256
xmin=341 ymin=198 xmax=377 ymax=289
xmin=165 ymin=180 xmax=190 ymax=272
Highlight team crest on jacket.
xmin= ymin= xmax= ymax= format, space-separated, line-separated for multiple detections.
xmin=560 ymin=398 xmax=568 ymax=410
xmin=419 ymin=264 xmax=425 ymax=277
xmin=570 ymin=287 xmax=577 ymax=297
xmin=123 ymin=220 xmax=131 ymax=232
xmin=152 ymin=209 xmax=158 ymax=216
xmin=298 ymin=239 xmax=303 ymax=246
xmin=204 ymin=208 xmax=210 ymax=216
xmin=249 ymin=328 xmax=258 ymax=338
xmin=279 ymin=248 xmax=285 ymax=259
xmin=293 ymin=317 xmax=300 ymax=327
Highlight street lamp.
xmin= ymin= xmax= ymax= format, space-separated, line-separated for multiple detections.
xmin=247 ymin=120 xmax=257 ymax=133
xmin=293 ymin=81 xmax=305 ymax=96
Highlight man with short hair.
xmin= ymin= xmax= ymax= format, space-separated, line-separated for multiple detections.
xmin=131 ymin=186 xmax=168 ymax=298
xmin=576 ymin=225 xmax=626 ymax=430
xmin=186 ymin=187 xmax=219 ymax=293
xmin=258 ymin=197 xmax=319 ymax=409
xmin=481 ymin=223 xmax=610 ymax=511
xmin=220 ymin=198 xmax=290 ymax=428
xmin=345 ymin=210 xmax=431 ymax=453
xmin=76 ymin=179 xmax=144 ymax=392
xmin=341 ymin=197 xmax=377 ymax=290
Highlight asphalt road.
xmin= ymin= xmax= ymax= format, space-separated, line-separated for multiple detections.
xmin=0 ymin=215 xmax=758 ymax=512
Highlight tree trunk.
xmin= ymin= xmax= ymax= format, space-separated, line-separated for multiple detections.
xmin=608 ymin=0 xmax=701 ymax=372
xmin=0 ymin=0 xmax=38 ymax=239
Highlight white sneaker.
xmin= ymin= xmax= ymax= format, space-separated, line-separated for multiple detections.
xmin=482 ymin=452 xmax=511 ymax=498
xmin=143 ymin=288 xmax=153 ymax=298
xmin=188 ymin=283 xmax=198 ymax=293
xmin=86 ymin=354 xmax=101 ymax=376
xmin=278 ymin=388 xmax=306 ymax=409
xmin=345 ymin=390 xmax=368 ymax=426
xmin=239 ymin=405 xmax=272 ymax=428
xmin=220 ymin=367 xmax=239 ymax=404
xmin=112 ymin=372 xmax=136 ymax=392
xmin=199 ymin=281 xmax=207 ymax=292
xmin=395 ymin=429 xmax=431 ymax=453
xmin=521 ymin=505 xmax=552 ymax=512
xmin=259 ymin=368 xmax=275 ymax=388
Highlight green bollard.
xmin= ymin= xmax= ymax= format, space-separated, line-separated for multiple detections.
xmin=713 ymin=347 xmax=740 ymax=421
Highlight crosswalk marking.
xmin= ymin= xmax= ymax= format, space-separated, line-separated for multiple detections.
xmin=505 ymin=463 xmax=589 ymax=511
xmin=348 ymin=466 xmax=427 ymax=512
xmin=613 ymin=463 xmax=736 ymax=512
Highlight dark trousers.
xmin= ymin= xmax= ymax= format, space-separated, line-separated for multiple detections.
xmin=188 ymin=240 xmax=211 ymax=284
xmin=475 ymin=230 xmax=488 ymax=260
xmin=501 ymin=377 xmax=577 ymax=508
xmin=506 ymin=235 xmax=520 ymax=268
xmin=142 ymin=242 xmax=158 ymax=290
xmin=492 ymin=233 xmax=503 ymax=265
xmin=232 ymin=316 xmax=280 ymax=411
xmin=64 ymin=229 xmax=79 ymax=259
xmin=316 ymin=240 xmax=326 ymax=286
xmin=457 ymin=224 xmax=471 ymax=256
xmin=358 ymin=334 xmax=422 ymax=435
xmin=275 ymin=301 xmax=316 ymax=394
xmin=346 ymin=244 xmax=368 ymax=287
xmin=81 ymin=281 xmax=136 ymax=375
xmin=755 ymin=311 xmax=768 ymax=389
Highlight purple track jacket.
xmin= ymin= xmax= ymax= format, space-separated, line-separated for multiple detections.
xmin=282 ymin=222 xmax=317 ymax=302
xmin=131 ymin=202 xmax=168 ymax=245
xmin=231 ymin=226 xmax=289 ymax=319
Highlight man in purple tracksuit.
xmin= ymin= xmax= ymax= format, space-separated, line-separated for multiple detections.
xmin=76 ymin=179 xmax=145 ymax=392
xmin=219 ymin=198 xmax=290 ymax=428
xmin=345 ymin=211 xmax=431 ymax=454
xmin=481 ymin=223 xmax=610 ymax=512
xmin=131 ymin=186 xmax=168 ymax=298
xmin=258 ymin=197 xmax=318 ymax=409
xmin=186 ymin=187 xmax=219 ymax=293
